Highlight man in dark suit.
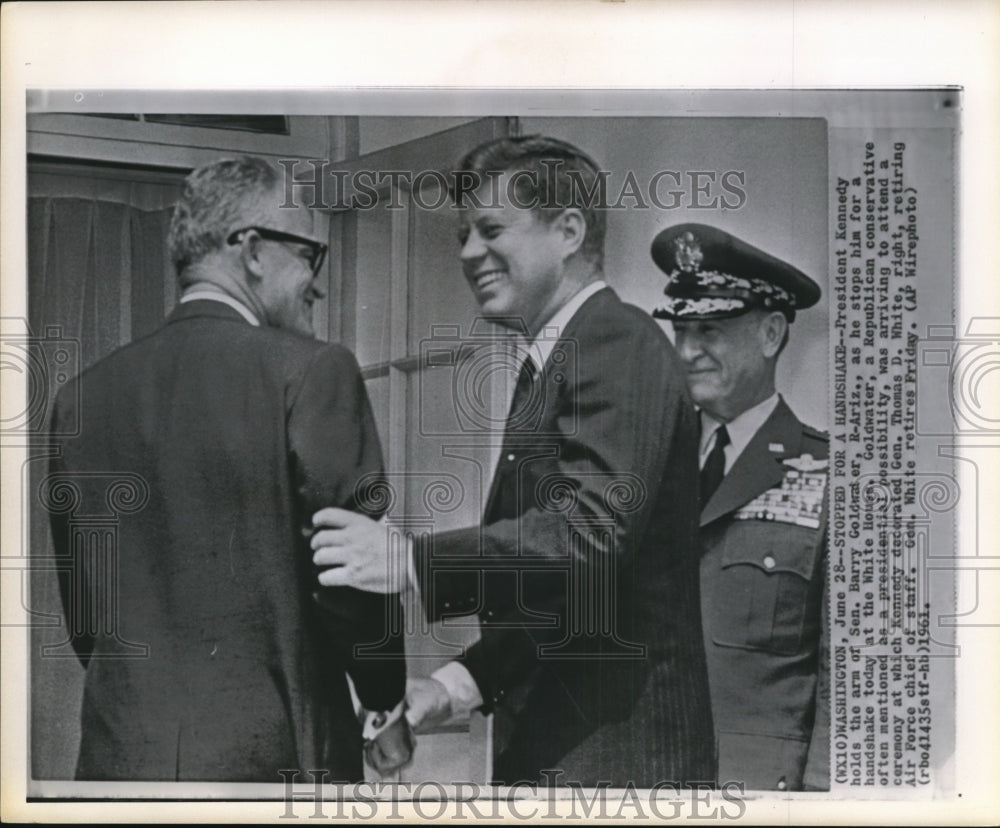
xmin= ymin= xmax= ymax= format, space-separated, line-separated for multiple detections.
xmin=311 ymin=136 xmax=714 ymax=787
xmin=47 ymin=156 xmax=409 ymax=781
xmin=651 ymin=223 xmax=829 ymax=791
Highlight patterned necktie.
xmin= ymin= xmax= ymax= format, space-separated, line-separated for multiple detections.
xmin=506 ymin=356 xmax=539 ymax=432
xmin=700 ymin=424 xmax=730 ymax=506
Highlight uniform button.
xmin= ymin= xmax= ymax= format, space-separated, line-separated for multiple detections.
xmin=763 ymin=555 xmax=776 ymax=570
xmin=776 ymin=777 xmax=787 ymax=791
xmin=507 ymin=453 xmax=515 ymax=462
xmin=486 ymin=611 xmax=494 ymax=618
xmin=444 ymin=601 xmax=451 ymax=609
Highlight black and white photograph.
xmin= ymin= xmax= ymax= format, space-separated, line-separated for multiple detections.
xmin=2 ymin=2 xmax=997 ymax=824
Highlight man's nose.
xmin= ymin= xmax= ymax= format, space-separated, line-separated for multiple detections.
xmin=459 ymin=232 xmax=486 ymax=262
xmin=675 ymin=334 xmax=701 ymax=363
xmin=310 ymin=278 xmax=327 ymax=300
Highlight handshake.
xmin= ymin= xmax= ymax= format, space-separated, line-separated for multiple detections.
xmin=362 ymin=676 xmax=459 ymax=776
xmin=310 ymin=509 xmax=471 ymax=776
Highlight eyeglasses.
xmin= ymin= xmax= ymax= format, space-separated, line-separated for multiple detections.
xmin=227 ymin=226 xmax=328 ymax=276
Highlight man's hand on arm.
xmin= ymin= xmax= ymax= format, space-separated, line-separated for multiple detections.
xmin=311 ymin=508 xmax=409 ymax=594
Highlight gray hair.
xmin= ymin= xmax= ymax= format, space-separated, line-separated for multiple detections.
xmin=167 ymin=156 xmax=280 ymax=282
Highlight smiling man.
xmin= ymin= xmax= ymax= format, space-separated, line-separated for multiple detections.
xmin=48 ymin=156 xmax=408 ymax=781
xmin=312 ymin=135 xmax=714 ymax=787
xmin=651 ymin=223 xmax=830 ymax=791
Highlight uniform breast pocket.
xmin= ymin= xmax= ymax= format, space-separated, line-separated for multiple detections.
xmin=708 ymin=521 xmax=823 ymax=656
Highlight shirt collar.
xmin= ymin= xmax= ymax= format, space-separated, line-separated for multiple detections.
xmin=522 ymin=280 xmax=607 ymax=372
xmin=180 ymin=290 xmax=261 ymax=326
xmin=699 ymin=393 xmax=779 ymax=471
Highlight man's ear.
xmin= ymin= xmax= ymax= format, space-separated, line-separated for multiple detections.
xmin=759 ymin=310 xmax=788 ymax=358
xmin=239 ymin=232 xmax=267 ymax=284
xmin=555 ymin=208 xmax=587 ymax=260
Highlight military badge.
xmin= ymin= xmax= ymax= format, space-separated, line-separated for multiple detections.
xmin=733 ymin=454 xmax=827 ymax=529
xmin=673 ymin=231 xmax=704 ymax=272
xmin=783 ymin=453 xmax=829 ymax=472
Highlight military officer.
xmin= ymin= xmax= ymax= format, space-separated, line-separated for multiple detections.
xmin=651 ymin=223 xmax=829 ymax=791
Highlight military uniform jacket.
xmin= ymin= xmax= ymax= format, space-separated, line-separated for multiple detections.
xmin=414 ymin=287 xmax=715 ymax=787
xmin=48 ymin=300 xmax=405 ymax=781
xmin=700 ymin=396 xmax=829 ymax=791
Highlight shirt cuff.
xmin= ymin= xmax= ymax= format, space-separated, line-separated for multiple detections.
xmin=431 ymin=660 xmax=484 ymax=720
xmin=361 ymin=698 xmax=406 ymax=741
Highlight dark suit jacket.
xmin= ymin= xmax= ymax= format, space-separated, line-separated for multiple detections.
xmin=48 ymin=300 xmax=404 ymax=782
xmin=414 ymin=287 xmax=715 ymax=787
xmin=699 ymin=397 xmax=829 ymax=791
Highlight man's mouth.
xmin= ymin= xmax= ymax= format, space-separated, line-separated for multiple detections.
xmin=471 ymin=269 xmax=506 ymax=290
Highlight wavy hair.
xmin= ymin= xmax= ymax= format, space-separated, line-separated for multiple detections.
xmin=167 ymin=156 xmax=280 ymax=283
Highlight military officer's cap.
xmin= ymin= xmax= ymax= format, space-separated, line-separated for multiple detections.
xmin=650 ymin=223 xmax=820 ymax=322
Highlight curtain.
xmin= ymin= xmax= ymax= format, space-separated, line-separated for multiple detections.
xmin=27 ymin=191 xmax=178 ymax=781
xmin=28 ymin=196 xmax=176 ymax=370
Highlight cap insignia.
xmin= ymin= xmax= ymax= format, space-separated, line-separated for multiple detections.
xmin=673 ymin=231 xmax=704 ymax=273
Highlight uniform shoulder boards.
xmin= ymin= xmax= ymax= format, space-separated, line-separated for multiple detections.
xmin=802 ymin=423 xmax=829 ymax=443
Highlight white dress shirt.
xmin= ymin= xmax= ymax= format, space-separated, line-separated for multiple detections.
xmin=429 ymin=280 xmax=608 ymax=719
xmin=698 ymin=393 xmax=780 ymax=473
xmin=180 ymin=289 xmax=260 ymax=326
xmin=520 ymin=279 xmax=608 ymax=372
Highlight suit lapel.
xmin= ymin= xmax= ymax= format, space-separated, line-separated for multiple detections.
xmin=700 ymin=397 xmax=803 ymax=528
